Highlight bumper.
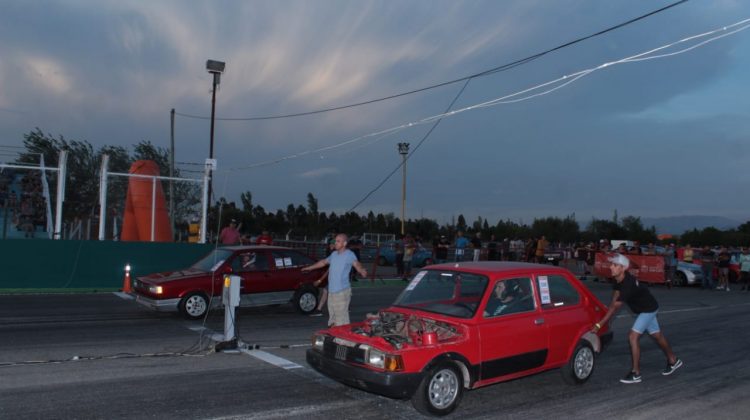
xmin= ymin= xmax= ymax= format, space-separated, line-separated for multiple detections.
xmin=134 ymin=294 xmax=179 ymax=312
xmin=306 ymin=349 xmax=422 ymax=399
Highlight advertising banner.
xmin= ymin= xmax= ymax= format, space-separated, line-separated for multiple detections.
xmin=594 ymin=253 xmax=666 ymax=284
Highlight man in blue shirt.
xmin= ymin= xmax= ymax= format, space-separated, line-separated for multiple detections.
xmin=303 ymin=234 xmax=367 ymax=326
xmin=455 ymin=231 xmax=469 ymax=262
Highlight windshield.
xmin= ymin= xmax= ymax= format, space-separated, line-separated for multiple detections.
xmin=190 ymin=249 xmax=234 ymax=272
xmin=394 ymin=270 xmax=488 ymax=318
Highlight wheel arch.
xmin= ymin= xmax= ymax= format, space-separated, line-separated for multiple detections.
xmin=422 ymin=352 xmax=477 ymax=389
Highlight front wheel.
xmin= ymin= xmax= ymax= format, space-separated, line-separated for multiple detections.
xmin=674 ymin=272 xmax=687 ymax=287
xmin=293 ymin=286 xmax=319 ymax=314
xmin=411 ymin=362 xmax=463 ymax=416
xmin=561 ymin=341 xmax=595 ymax=384
xmin=179 ymin=292 xmax=209 ymax=320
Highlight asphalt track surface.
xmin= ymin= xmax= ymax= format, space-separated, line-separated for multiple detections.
xmin=2 ymin=277 xmax=750 ymax=419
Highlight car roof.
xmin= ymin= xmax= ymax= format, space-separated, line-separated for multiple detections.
xmin=424 ymin=261 xmax=571 ymax=277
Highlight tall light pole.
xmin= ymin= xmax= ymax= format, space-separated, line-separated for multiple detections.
xmin=398 ymin=142 xmax=409 ymax=235
xmin=206 ymin=59 xmax=225 ymax=205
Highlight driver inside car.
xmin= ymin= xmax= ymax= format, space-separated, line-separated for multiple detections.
xmin=484 ymin=279 xmax=522 ymax=317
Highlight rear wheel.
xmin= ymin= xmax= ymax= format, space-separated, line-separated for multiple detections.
xmin=293 ymin=286 xmax=319 ymax=314
xmin=411 ymin=362 xmax=463 ymax=416
xmin=179 ymin=292 xmax=209 ymax=320
xmin=562 ymin=341 xmax=595 ymax=384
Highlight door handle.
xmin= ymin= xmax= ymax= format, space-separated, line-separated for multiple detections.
xmin=534 ymin=318 xmax=545 ymax=325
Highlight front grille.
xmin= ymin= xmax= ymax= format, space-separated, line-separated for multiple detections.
xmin=322 ymin=337 xmax=365 ymax=364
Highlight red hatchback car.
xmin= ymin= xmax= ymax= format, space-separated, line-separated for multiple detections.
xmin=306 ymin=262 xmax=613 ymax=416
xmin=133 ymin=246 xmax=326 ymax=319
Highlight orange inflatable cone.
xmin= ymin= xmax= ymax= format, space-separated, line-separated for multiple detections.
xmin=122 ymin=264 xmax=132 ymax=293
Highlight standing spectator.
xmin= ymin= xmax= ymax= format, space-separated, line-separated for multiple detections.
xmin=255 ymin=230 xmax=273 ymax=245
xmin=739 ymin=247 xmax=750 ymax=291
xmin=682 ymin=244 xmax=694 ymax=263
xmin=219 ymin=219 xmax=241 ymax=245
xmin=700 ymin=245 xmax=715 ymax=290
xmin=433 ymin=235 xmax=450 ymax=263
xmin=717 ymin=246 xmax=731 ymax=291
xmin=500 ymin=238 xmax=511 ymax=261
xmin=663 ymin=244 xmax=677 ymax=287
xmin=471 ymin=232 xmax=482 ymax=262
xmin=593 ymin=254 xmax=682 ymax=384
xmin=535 ymin=235 xmax=549 ymax=264
xmin=402 ymin=235 xmax=415 ymax=281
xmin=575 ymin=242 xmax=588 ymax=276
xmin=394 ymin=234 xmax=405 ymax=277
xmin=310 ymin=241 xmax=336 ymax=317
xmin=585 ymin=243 xmax=596 ymax=276
xmin=487 ymin=234 xmax=498 ymax=261
xmin=454 ymin=231 xmax=469 ymax=262
xmin=302 ymin=234 xmax=367 ymax=327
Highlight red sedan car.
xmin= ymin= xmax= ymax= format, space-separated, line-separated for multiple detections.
xmin=306 ymin=262 xmax=612 ymax=416
xmin=133 ymin=246 xmax=326 ymax=319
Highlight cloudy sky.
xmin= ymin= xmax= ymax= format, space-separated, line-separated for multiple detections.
xmin=1 ymin=0 xmax=749 ymax=226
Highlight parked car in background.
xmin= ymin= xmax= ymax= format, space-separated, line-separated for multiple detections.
xmin=132 ymin=246 xmax=326 ymax=319
xmin=307 ymin=262 xmax=612 ymax=416
xmin=376 ymin=241 xmax=434 ymax=267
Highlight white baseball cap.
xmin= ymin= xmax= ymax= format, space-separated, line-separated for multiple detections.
xmin=607 ymin=253 xmax=630 ymax=269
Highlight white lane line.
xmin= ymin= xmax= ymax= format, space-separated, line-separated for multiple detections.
xmin=113 ymin=292 xmax=134 ymax=300
xmin=241 ymin=349 xmax=304 ymax=370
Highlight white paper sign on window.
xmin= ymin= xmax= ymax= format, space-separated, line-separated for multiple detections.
xmin=283 ymin=257 xmax=293 ymax=267
xmin=539 ymin=276 xmax=551 ymax=304
xmin=275 ymin=258 xmax=284 ymax=267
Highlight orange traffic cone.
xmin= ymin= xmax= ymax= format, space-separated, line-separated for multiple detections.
xmin=121 ymin=264 xmax=132 ymax=293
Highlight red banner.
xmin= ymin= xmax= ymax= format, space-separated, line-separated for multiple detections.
xmin=594 ymin=253 xmax=666 ymax=284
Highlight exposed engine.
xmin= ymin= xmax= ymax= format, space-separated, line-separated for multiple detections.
xmin=351 ymin=311 xmax=460 ymax=349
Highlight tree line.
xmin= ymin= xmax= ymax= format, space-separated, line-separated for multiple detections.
xmin=10 ymin=129 xmax=750 ymax=245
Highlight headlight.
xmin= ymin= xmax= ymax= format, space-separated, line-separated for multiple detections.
xmin=364 ymin=346 xmax=403 ymax=372
xmin=312 ymin=334 xmax=325 ymax=350
xmin=148 ymin=285 xmax=163 ymax=295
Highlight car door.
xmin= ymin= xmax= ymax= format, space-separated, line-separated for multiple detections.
xmin=269 ymin=249 xmax=319 ymax=291
xmin=478 ymin=276 xmax=548 ymax=381
xmin=233 ymin=250 xmax=274 ymax=294
xmin=534 ymin=273 xmax=587 ymax=365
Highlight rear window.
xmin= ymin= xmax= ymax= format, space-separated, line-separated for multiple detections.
xmin=537 ymin=274 xmax=580 ymax=309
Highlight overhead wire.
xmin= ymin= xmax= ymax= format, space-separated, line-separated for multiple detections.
xmin=173 ymin=0 xmax=690 ymax=122
xmin=223 ymin=17 xmax=750 ymax=174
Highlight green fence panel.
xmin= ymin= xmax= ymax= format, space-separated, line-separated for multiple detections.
xmin=0 ymin=240 xmax=214 ymax=290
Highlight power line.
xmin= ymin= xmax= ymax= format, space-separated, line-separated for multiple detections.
xmin=174 ymin=0 xmax=689 ymax=122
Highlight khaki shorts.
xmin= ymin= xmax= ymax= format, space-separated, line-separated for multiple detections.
xmin=327 ymin=288 xmax=352 ymax=327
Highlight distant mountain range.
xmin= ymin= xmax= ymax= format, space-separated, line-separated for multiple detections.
xmin=640 ymin=216 xmax=743 ymax=235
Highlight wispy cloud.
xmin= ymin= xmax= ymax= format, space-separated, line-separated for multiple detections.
xmin=298 ymin=167 xmax=340 ymax=179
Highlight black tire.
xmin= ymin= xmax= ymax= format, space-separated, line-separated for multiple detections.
xmin=179 ymin=292 xmax=209 ymax=320
xmin=377 ymin=256 xmax=388 ymax=266
xmin=561 ymin=341 xmax=595 ymax=385
xmin=411 ymin=362 xmax=463 ymax=416
xmin=293 ymin=286 xmax=319 ymax=314
xmin=674 ymin=272 xmax=687 ymax=287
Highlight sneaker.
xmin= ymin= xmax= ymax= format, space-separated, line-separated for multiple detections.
xmin=726 ymin=287 xmax=731 ymax=292
xmin=716 ymin=286 xmax=725 ymax=290
xmin=662 ymin=358 xmax=683 ymax=376
xmin=620 ymin=371 xmax=642 ymax=384
xmin=309 ymin=310 xmax=323 ymax=317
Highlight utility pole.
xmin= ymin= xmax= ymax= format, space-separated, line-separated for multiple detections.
xmin=170 ymin=108 xmax=175 ymax=238
xmin=398 ymin=142 xmax=409 ymax=235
